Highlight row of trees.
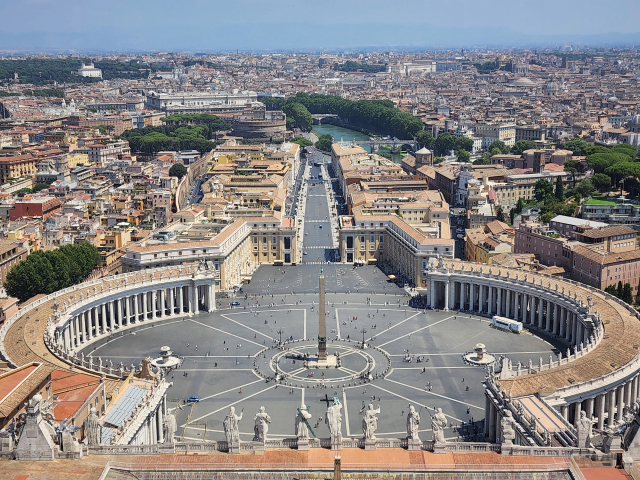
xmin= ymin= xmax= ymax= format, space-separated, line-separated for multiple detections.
xmin=334 ymin=61 xmax=387 ymax=73
xmin=5 ymin=243 xmax=101 ymax=302
xmin=282 ymin=103 xmax=313 ymax=131
xmin=262 ymin=93 xmax=423 ymax=140
xmin=119 ymin=123 xmax=225 ymax=155
xmin=605 ymin=281 xmax=634 ymax=304
xmin=160 ymin=114 xmax=230 ymax=132
xmin=415 ymin=131 xmax=475 ymax=158
xmin=0 ymin=59 xmax=153 ymax=86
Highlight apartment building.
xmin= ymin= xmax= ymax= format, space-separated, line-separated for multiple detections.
xmin=0 ymin=239 xmax=29 ymax=287
xmin=122 ymin=217 xmax=298 ymax=289
xmin=474 ymin=123 xmax=516 ymax=147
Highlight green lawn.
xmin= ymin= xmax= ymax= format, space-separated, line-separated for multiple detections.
xmin=585 ymin=195 xmax=617 ymax=205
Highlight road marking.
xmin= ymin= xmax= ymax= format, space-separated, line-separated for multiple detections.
xmin=364 ymin=312 xmax=422 ymax=342
xmin=188 ymin=384 xmax=278 ymax=424
xmin=342 ymin=389 xmax=350 ymax=437
xmin=335 ymin=309 xmax=341 ymax=339
xmin=197 ymin=379 xmax=264 ymax=402
xmin=377 ymin=315 xmax=455 ymax=348
xmin=369 ymin=383 xmax=463 ymax=423
xmin=303 ymin=309 xmax=307 ymax=339
xmin=384 ymin=377 xmax=483 ymax=411
xmin=220 ymin=313 xmax=273 ymax=339
xmin=393 ymin=366 xmax=478 ymax=370
xmin=188 ymin=319 xmax=262 ymax=346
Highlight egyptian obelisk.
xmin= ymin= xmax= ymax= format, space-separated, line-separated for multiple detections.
xmin=318 ymin=275 xmax=327 ymax=361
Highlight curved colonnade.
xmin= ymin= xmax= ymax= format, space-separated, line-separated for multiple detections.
xmin=0 ymin=259 xmax=639 ymax=447
xmin=0 ymin=264 xmax=217 ymax=380
xmin=425 ymin=260 xmax=640 ymax=438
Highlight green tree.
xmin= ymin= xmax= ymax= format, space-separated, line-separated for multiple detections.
xmin=496 ymin=206 xmax=505 ymax=222
xmin=415 ymin=130 xmax=434 ymax=149
xmin=169 ymin=163 xmax=188 ymax=180
xmin=434 ymin=133 xmax=457 ymax=156
xmin=455 ymin=149 xmax=470 ymax=163
xmin=623 ymin=283 xmax=634 ymax=304
xmin=512 ymin=140 xmax=537 ymax=156
xmin=575 ymin=179 xmax=595 ymax=198
xmin=315 ymin=134 xmax=334 ymax=152
xmin=592 ymin=173 xmax=612 ymax=192
xmin=534 ymin=179 xmax=554 ymax=201
xmin=563 ymin=158 xmax=585 ymax=186
xmin=541 ymin=212 xmax=554 ymax=223
xmin=292 ymin=137 xmax=312 ymax=147
xmin=605 ymin=284 xmax=619 ymax=297
xmin=587 ymin=152 xmax=633 ymax=174
xmin=563 ymin=138 xmax=589 ymax=156
xmin=454 ymin=137 xmax=474 ymax=153
xmin=555 ymin=176 xmax=564 ymax=201
xmin=488 ymin=141 xmax=509 ymax=155
xmin=5 ymin=242 xmax=100 ymax=302
xmin=473 ymin=153 xmax=491 ymax=165
xmin=283 ymin=102 xmax=313 ymax=131
xmin=618 ymin=281 xmax=624 ymax=299
xmin=96 ymin=124 xmax=115 ymax=135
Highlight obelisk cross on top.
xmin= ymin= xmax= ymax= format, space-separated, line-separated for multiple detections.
xmin=318 ymin=275 xmax=327 ymax=361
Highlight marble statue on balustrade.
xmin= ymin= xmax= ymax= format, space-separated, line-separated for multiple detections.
xmin=295 ymin=404 xmax=312 ymax=440
xmin=164 ymin=410 xmax=177 ymax=443
xmin=406 ymin=405 xmax=420 ymax=441
xmin=501 ymin=410 xmax=515 ymax=446
xmin=83 ymin=407 xmax=101 ymax=446
xmin=576 ymin=410 xmax=593 ymax=448
xmin=326 ymin=397 xmax=343 ymax=450
xmin=253 ymin=406 xmax=271 ymax=443
xmin=362 ymin=404 xmax=380 ymax=440
xmin=431 ymin=408 xmax=447 ymax=444
xmin=223 ymin=406 xmax=243 ymax=453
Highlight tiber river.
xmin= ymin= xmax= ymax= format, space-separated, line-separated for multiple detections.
xmin=312 ymin=123 xmax=404 ymax=163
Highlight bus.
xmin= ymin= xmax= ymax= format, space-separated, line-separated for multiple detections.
xmin=492 ymin=316 xmax=523 ymax=333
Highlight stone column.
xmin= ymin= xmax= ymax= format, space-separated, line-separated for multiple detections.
xmin=617 ymin=385 xmax=625 ymax=423
xmin=561 ymin=405 xmax=568 ymax=420
xmin=480 ymin=284 xmax=485 ymax=313
xmin=625 ymin=382 xmax=632 ymax=408
xmin=488 ymin=403 xmax=496 ymax=442
xmin=208 ymin=285 xmax=215 ymax=312
xmin=459 ymin=282 xmax=465 ymax=310
xmin=159 ymin=289 xmax=165 ymax=317
xmin=546 ymin=301 xmax=552 ymax=332
xmin=573 ymin=401 xmax=582 ymax=426
xmin=514 ymin=292 xmax=520 ymax=321
xmin=607 ymin=390 xmax=615 ymax=428
xmin=80 ymin=311 xmax=87 ymax=343
xmin=488 ymin=286 xmax=493 ymax=315
xmin=505 ymin=289 xmax=511 ymax=318
xmin=572 ymin=314 xmax=579 ymax=345
xmin=484 ymin=396 xmax=491 ymax=437
xmin=133 ymin=294 xmax=139 ymax=323
xmin=158 ymin=405 xmax=164 ymax=443
xmin=63 ymin=326 xmax=70 ymax=351
xmin=142 ymin=292 xmax=148 ymax=321
xmin=151 ymin=291 xmax=157 ymax=319
xmin=497 ymin=288 xmax=502 ymax=316
xmin=169 ymin=287 xmax=175 ymax=315
xmin=469 ymin=283 xmax=475 ymax=311
xmin=193 ymin=285 xmax=199 ymax=315
xmin=537 ymin=298 xmax=543 ymax=328
xmin=178 ymin=286 xmax=184 ymax=314
xmin=109 ymin=300 xmax=115 ymax=328
xmin=530 ymin=296 xmax=535 ymax=325
xmin=632 ymin=377 xmax=639 ymax=405
xmin=70 ymin=316 xmax=77 ymax=347
xmin=585 ymin=397 xmax=594 ymax=420
xmin=124 ymin=296 xmax=131 ymax=326
xmin=187 ymin=285 xmax=193 ymax=314
xmin=101 ymin=304 xmax=107 ymax=334
xmin=597 ymin=393 xmax=606 ymax=430
xmin=553 ymin=304 xmax=559 ymax=335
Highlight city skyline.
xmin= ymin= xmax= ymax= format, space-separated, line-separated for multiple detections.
xmin=1 ymin=0 xmax=640 ymax=52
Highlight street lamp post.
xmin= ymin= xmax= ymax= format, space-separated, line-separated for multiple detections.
xmin=360 ymin=327 xmax=367 ymax=349
xmin=276 ymin=328 xmax=284 ymax=347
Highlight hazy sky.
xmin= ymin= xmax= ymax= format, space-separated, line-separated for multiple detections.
xmin=2 ymin=0 xmax=640 ymax=51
